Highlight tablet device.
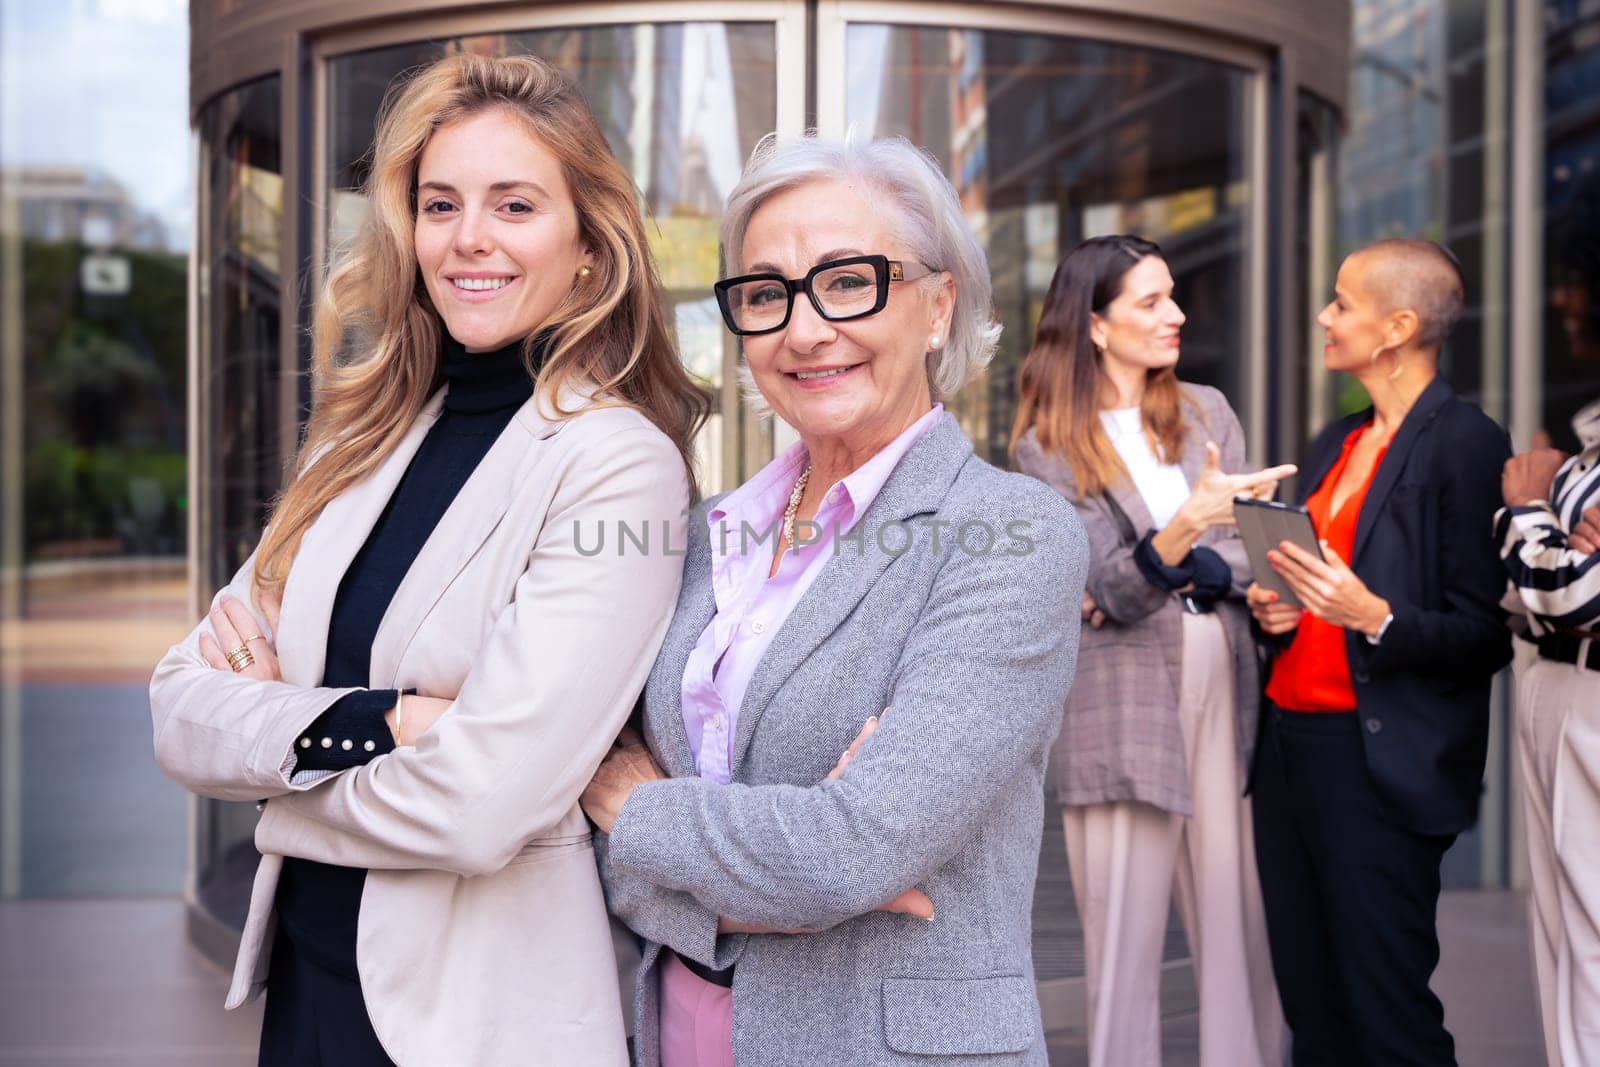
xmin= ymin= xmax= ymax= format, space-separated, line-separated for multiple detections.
xmin=1234 ymin=498 xmax=1323 ymax=608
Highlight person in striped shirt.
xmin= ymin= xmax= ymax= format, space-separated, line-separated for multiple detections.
xmin=1498 ymin=394 xmax=1600 ymax=1067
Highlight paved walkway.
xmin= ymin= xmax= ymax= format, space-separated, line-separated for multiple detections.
xmin=0 ymin=891 xmax=1546 ymax=1066
xmin=1 ymin=559 xmax=189 ymax=686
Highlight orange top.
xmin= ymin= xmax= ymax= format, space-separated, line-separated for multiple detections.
xmin=1265 ymin=422 xmax=1389 ymax=713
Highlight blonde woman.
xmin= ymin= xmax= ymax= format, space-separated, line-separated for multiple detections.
xmin=150 ymin=53 xmax=707 ymax=1065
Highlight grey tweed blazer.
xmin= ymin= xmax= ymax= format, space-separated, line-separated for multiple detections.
xmin=597 ymin=414 xmax=1088 ymax=1065
xmin=1013 ymin=383 xmax=1260 ymax=816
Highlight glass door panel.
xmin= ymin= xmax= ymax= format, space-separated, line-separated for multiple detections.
xmin=832 ymin=22 xmax=1253 ymax=469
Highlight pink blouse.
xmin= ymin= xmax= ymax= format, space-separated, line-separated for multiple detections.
xmin=678 ymin=405 xmax=943 ymax=783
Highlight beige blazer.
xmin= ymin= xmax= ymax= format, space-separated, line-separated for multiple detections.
xmin=150 ymin=383 xmax=689 ymax=1065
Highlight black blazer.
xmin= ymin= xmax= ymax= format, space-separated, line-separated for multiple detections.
xmin=1265 ymin=375 xmax=1512 ymax=837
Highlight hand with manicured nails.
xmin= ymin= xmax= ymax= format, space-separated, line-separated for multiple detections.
xmin=199 ymin=592 xmax=282 ymax=681
xmin=1268 ymin=539 xmax=1391 ymax=637
xmin=1246 ymin=581 xmax=1303 ymax=635
xmin=200 ymin=591 xmax=450 ymax=746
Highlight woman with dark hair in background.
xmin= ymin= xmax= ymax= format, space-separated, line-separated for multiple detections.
xmin=150 ymin=52 xmax=707 ymax=1065
xmin=1012 ymin=235 xmax=1291 ymax=1067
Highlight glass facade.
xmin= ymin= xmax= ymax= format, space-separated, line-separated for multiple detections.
xmin=191 ymin=75 xmax=284 ymax=931
xmin=1337 ymin=0 xmax=1513 ymax=423
xmin=849 ymin=25 xmax=1253 ymax=466
xmin=0 ymin=0 xmax=191 ymax=898
xmin=1542 ymin=0 xmax=1600 ymax=452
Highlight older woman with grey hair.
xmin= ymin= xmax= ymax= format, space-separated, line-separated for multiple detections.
xmin=580 ymin=133 xmax=1089 ymax=1066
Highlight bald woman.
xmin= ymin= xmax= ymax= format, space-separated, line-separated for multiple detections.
xmin=1244 ymin=239 xmax=1512 ymax=1065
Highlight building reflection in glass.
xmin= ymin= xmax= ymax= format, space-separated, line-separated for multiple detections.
xmin=192 ymin=75 xmax=283 ymax=934
xmin=0 ymin=1 xmax=192 ymax=899
xmin=850 ymin=26 xmax=1251 ymax=467
xmin=1543 ymin=0 xmax=1600 ymax=451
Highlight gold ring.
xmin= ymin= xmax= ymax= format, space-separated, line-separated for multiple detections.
xmin=242 ymin=634 xmax=264 ymax=644
xmin=225 ymin=643 xmax=256 ymax=672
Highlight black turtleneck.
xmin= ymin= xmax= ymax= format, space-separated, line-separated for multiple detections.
xmin=275 ymin=333 xmax=540 ymax=976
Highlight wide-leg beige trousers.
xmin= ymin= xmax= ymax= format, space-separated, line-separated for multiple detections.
xmin=1063 ymin=613 xmax=1286 ymax=1067
xmin=1518 ymin=652 xmax=1600 ymax=1066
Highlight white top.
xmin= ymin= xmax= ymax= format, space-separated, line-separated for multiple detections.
xmin=1100 ymin=406 xmax=1190 ymax=530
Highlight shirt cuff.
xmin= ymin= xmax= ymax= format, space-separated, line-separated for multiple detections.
xmin=291 ymin=689 xmax=399 ymax=772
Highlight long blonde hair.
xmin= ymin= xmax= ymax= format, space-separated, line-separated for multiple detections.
xmin=253 ymin=52 xmax=710 ymax=595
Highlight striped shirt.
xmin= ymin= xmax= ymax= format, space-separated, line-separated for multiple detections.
xmin=1496 ymin=397 xmax=1600 ymax=634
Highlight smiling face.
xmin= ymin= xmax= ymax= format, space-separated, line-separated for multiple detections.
xmin=1316 ymin=253 xmax=1395 ymax=373
xmin=1089 ymin=254 xmax=1184 ymax=381
xmin=413 ymin=107 xmax=591 ymax=352
xmin=737 ymin=177 xmax=953 ymax=458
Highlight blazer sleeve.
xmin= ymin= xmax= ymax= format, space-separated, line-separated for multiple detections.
xmin=148 ymin=552 xmax=367 ymax=803
xmin=251 ymin=426 xmax=689 ymax=879
xmin=604 ymin=488 xmax=1089 ymax=931
xmin=595 ymin=831 xmax=748 ymax=971
xmin=1013 ymin=433 xmax=1166 ymax=624
xmin=1348 ymin=408 xmax=1514 ymax=679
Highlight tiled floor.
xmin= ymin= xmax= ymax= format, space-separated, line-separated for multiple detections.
xmin=1045 ymin=887 xmax=1545 ymax=1066
xmin=0 ymin=898 xmax=262 ymax=1066
xmin=0 ymin=890 xmax=1545 ymax=1066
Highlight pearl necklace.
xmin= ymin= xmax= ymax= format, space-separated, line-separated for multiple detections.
xmin=782 ymin=463 xmax=814 ymax=548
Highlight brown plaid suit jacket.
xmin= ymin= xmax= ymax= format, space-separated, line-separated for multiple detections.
xmin=1014 ymin=383 xmax=1262 ymax=816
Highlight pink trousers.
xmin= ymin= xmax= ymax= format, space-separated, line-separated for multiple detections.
xmin=659 ymin=951 xmax=735 ymax=1067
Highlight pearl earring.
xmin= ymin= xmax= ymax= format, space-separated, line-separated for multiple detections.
xmin=929 ymin=335 xmax=941 ymax=349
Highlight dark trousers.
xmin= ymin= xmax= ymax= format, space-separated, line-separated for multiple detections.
xmin=1252 ymin=707 xmax=1457 ymax=1066
xmin=258 ymin=928 xmax=395 ymax=1067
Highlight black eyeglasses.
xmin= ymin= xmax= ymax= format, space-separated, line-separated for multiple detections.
xmin=713 ymin=254 xmax=939 ymax=336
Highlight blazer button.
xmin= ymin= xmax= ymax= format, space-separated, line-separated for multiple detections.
xmin=1353 ymin=669 xmax=1370 ymax=684
xmin=1366 ymin=718 xmax=1383 ymax=734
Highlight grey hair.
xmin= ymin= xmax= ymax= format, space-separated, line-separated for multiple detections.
xmin=720 ymin=131 xmax=1001 ymax=415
